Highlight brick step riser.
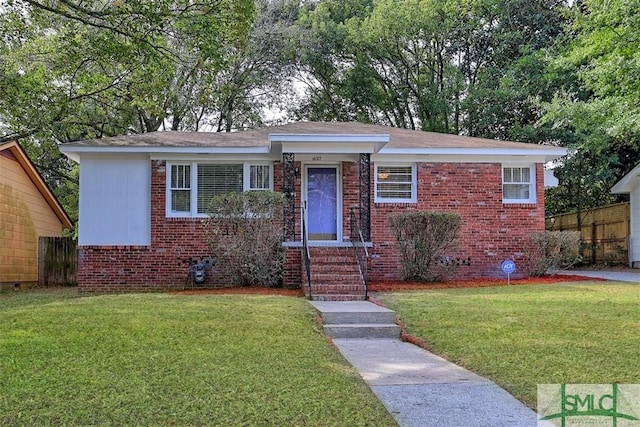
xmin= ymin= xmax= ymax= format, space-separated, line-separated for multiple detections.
xmin=311 ymin=256 xmax=356 ymax=265
xmin=311 ymin=282 xmax=363 ymax=289
xmin=309 ymin=248 xmax=353 ymax=254
xmin=311 ymin=294 xmax=366 ymax=301
xmin=311 ymin=266 xmax=361 ymax=275
xmin=311 ymin=282 xmax=364 ymax=288
xmin=310 ymin=288 xmax=365 ymax=295
xmin=310 ymin=274 xmax=362 ymax=283
xmin=312 ymin=261 xmax=359 ymax=269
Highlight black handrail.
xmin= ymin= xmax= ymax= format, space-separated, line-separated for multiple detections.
xmin=350 ymin=207 xmax=369 ymax=300
xmin=302 ymin=203 xmax=312 ymax=299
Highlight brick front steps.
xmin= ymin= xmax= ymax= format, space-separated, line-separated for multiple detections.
xmin=304 ymin=247 xmax=366 ymax=301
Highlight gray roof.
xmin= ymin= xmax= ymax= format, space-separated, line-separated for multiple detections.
xmin=62 ymin=121 xmax=562 ymax=151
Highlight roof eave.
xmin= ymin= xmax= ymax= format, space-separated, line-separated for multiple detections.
xmin=59 ymin=145 xmax=272 ymax=158
xmin=3 ymin=141 xmax=73 ymax=229
xmin=378 ymin=147 xmax=567 ymax=162
xmin=611 ymin=163 xmax=640 ymax=194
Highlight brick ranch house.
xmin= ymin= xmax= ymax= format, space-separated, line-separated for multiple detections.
xmin=59 ymin=122 xmax=566 ymax=299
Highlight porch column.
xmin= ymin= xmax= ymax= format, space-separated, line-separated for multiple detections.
xmin=359 ymin=153 xmax=371 ymax=241
xmin=282 ymin=152 xmax=296 ymax=241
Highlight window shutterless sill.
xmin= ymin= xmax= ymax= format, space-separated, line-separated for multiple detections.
xmin=283 ymin=241 xmax=373 ymax=248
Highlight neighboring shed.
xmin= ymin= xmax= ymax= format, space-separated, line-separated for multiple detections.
xmin=612 ymin=163 xmax=640 ymax=268
xmin=0 ymin=140 xmax=73 ymax=288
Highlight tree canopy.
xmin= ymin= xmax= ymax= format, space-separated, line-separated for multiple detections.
xmin=542 ymin=0 xmax=640 ymax=214
xmin=1 ymin=0 xmax=639 ymax=225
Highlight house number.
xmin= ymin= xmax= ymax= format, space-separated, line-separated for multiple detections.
xmin=312 ymin=156 xmax=322 ymax=161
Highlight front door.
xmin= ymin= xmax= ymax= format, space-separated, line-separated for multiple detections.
xmin=305 ymin=166 xmax=340 ymax=241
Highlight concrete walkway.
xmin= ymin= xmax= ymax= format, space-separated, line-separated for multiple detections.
xmin=311 ymin=301 xmax=541 ymax=426
xmin=333 ymin=338 xmax=539 ymax=427
xmin=557 ymin=269 xmax=640 ymax=283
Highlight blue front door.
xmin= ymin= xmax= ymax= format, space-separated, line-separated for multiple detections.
xmin=306 ymin=166 xmax=339 ymax=241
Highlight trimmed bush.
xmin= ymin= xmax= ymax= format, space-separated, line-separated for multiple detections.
xmin=203 ymin=191 xmax=286 ymax=287
xmin=389 ymin=211 xmax=461 ymax=282
xmin=526 ymin=230 xmax=582 ymax=276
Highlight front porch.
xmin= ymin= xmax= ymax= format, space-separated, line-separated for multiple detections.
xmin=282 ymin=206 xmax=372 ymax=301
xmin=276 ymin=141 xmax=377 ymax=299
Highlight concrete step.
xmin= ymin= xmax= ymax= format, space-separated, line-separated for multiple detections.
xmin=310 ymin=301 xmax=400 ymax=339
xmin=312 ymin=301 xmax=396 ymax=324
xmin=324 ymin=323 xmax=401 ymax=339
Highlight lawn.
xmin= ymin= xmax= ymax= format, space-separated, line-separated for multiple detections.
xmin=376 ymin=282 xmax=640 ymax=408
xmin=0 ymin=288 xmax=396 ymax=426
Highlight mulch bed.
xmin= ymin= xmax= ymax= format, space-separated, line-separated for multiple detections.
xmin=172 ymin=287 xmax=305 ymax=296
xmin=367 ymin=274 xmax=605 ymax=292
xmin=171 ymin=274 xmax=604 ymax=296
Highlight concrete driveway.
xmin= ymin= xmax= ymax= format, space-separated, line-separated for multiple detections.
xmin=556 ymin=268 xmax=639 ymax=283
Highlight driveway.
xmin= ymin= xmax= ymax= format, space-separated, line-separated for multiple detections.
xmin=556 ymin=268 xmax=640 ymax=283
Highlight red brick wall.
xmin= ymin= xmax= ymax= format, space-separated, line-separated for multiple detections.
xmin=368 ymin=162 xmax=545 ymax=281
xmin=78 ymin=159 xmax=545 ymax=292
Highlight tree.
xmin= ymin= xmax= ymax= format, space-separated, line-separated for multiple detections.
xmin=541 ymin=0 xmax=640 ymax=214
xmin=291 ymin=0 xmax=570 ymax=137
xmin=457 ymin=0 xmax=569 ymax=140
xmin=0 ymin=0 xmax=256 ymax=140
xmin=0 ymin=0 xmax=256 ymax=227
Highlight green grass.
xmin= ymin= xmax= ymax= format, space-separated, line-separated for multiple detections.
xmin=377 ymin=282 xmax=640 ymax=408
xmin=0 ymin=288 xmax=396 ymax=426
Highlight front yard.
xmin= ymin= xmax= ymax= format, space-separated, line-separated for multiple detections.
xmin=0 ymin=289 xmax=395 ymax=426
xmin=4 ymin=280 xmax=637 ymax=424
xmin=376 ymin=282 xmax=640 ymax=408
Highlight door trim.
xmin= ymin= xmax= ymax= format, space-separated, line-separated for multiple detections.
xmin=303 ymin=164 xmax=342 ymax=242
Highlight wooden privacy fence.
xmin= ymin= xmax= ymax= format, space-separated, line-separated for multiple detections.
xmin=545 ymin=202 xmax=630 ymax=265
xmin=38 ymin=236 xmax=77 ymax=286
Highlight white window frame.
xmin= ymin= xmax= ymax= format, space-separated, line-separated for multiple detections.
xmin=166 ymin=162 xmax=273 ymax=217
xmin=502 ymin=164 xmax=536 ymax=204
xmin=169 ymin=163 xmax=192 ymax=214
xmin=246 ymin=164 xmax=272 ymax=191
xmin=374 ymin=164 xmax=417 ymax=203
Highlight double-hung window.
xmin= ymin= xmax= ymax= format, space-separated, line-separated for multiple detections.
xmin=170 ymin=164 xmax=192 ymax=212
xmin=167 ymin=162 xmax=272 ymax=217
xmin=374 ymin=164 xmax=417 ymax=203
xmin=502 ymin=165 xmax=536 ymax=203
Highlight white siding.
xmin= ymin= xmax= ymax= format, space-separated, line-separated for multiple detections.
xmin=631 ymin=185 xmax=640 ymax=266
xmin=79 ymin=154 xmax=150 ymax=246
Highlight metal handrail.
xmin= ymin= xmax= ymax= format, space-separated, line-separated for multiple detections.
xmin=350 ymin=207 xmax=369 ymax=300
xmin=302 ymin=203 xmax=312 ymax=299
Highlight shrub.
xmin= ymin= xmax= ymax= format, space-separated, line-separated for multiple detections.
xmin=526 ymin=231 xmax=582 ymax=276
xmin=389 ymin=211 xmax=461 ymax=282
xmin=202 ymin=191 xmax=286 ymax=287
